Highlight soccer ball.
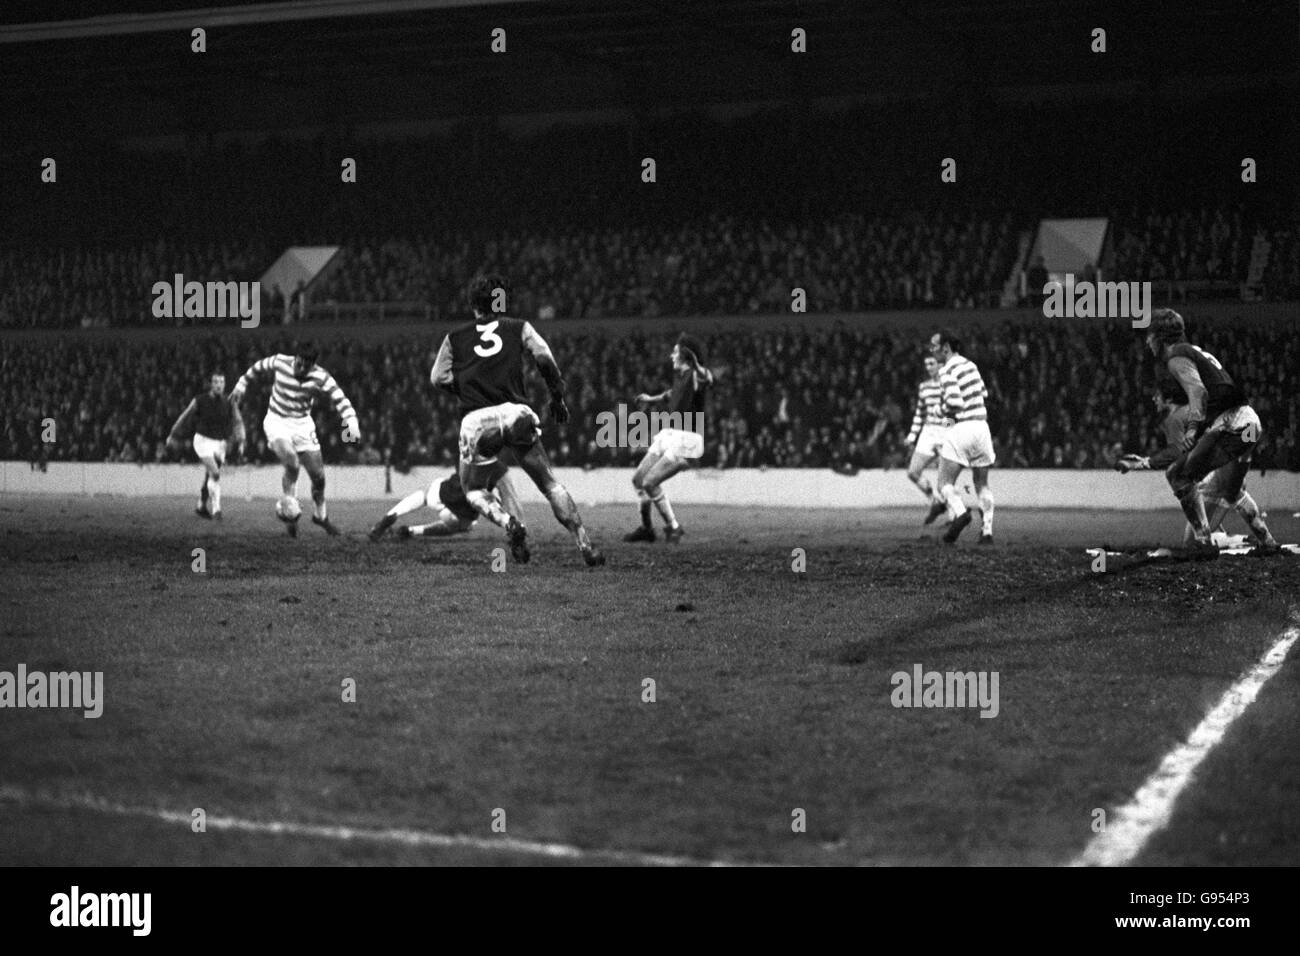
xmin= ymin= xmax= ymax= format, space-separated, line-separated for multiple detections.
xmin=275 ymin=495 xmax=302 ymax=521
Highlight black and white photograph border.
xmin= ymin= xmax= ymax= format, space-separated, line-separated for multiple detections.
xmin=1 ymin=0 xmax=1297 ymax=899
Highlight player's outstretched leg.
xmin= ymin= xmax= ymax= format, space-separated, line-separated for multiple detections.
xmin=908 ymin=452 xmax=946 ymax=525
xmin=1233 ymin=491 xmax=1280 ymax=551
xmin=936 ymin=458 xmax=971 ymax=544
xmin=463 ymin=486 xmax=529 ymax=562
xmin=1212 ymin=458 xmax=1280 ymax=553
xmin=273 ymin=438 xmax=302 ymax=537
xmin=370 ymin=485 xmax=431 ymax=541
xmin=300 ymin=451 xmax=339 ymax=536
xmin=520 ymin=443 xmax=604 ymax=566
xmin=405 ymin=511 xmax=474 ymax=538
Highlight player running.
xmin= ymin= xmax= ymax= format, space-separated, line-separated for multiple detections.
xmin=229 ymin=345 xmax=359 ymax=537
xmin=166 ymin=372 xmax=245 ymax=520
xmin=929 ymin=329 xmax=995 ymax=545
xmin=1115 ymin=381 xmax=1278 ymax=550
xmin=430 ymin=273 xmax=604 ymax=567
xmin=1143 ymin=309 xmax=1279 ymax=556
xmin=623 ymin=333 xmax=713 ymax=544
xmin=905 ymin=351 xmax=953 ymax=526
xmin=369 ymin=468 xmax=519 ymax=540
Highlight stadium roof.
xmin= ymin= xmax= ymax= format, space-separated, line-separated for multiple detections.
xmin=0 ymin=0 xmax=1295 ymax=141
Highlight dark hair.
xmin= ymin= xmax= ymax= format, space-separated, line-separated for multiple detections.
xmin=1150 ymin=308 xmax=1186 ymax=344
xmin=676 ymin=333 xmax=706 ymax=366
xmin=933 ymin=328 xmax=962 ymax=355
xmin=469 ymin=273 xmax=509 ymax=314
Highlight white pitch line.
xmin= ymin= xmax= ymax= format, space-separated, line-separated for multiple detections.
xmin=0 ymin=785 xmax=761 ymax=867
xmin=1072 ymin=621 xmax=1299 ymax=867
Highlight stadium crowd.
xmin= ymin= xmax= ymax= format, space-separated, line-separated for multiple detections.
xmin=5 ymin=318 xmax=1297 ymax=472
xmin=3 ymin=89 xmax=1295 ymax=472
xmin=2 ymin=91 xmax=1296 ymax=329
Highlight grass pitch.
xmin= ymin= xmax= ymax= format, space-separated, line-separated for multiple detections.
xmin=1 ymin=494 xmax=1297 ymax=865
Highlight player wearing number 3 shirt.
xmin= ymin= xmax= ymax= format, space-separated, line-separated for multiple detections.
xmin=429 ymin=273 xmax=605 ymax=567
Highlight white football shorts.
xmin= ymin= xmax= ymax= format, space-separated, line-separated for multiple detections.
xmin=940 ymin=419 xmax=996 ymax=469
xmin=263 ymin=413 xmax=320 ymax=453
xmin=913 ymin=424 xmax=950 ymax=460
xmin=459 ymin=402 xmax=540 ymax=466
xmin=647 ymin=427 xmax=704 ymax=461
xmin=1207 ymin=404 xmax=1260 ymax=438
xmin=192 ymin=434 xmax=227 ymax=464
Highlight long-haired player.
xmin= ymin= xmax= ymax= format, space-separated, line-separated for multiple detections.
xmin=623 ymin=333 xmax=713 ymax=544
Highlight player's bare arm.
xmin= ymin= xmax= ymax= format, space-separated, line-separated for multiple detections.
xmin=229 ymin=356 xmax=273 ymax=403
xmin=431 ymin=336 xmax=456 ymax=394
xmin=521 ymin=322 xmax=569 ymax=423
xmin=166 ymin=399 xmax=197 ymax=450
xmin=1166 ymin=356 xmax=1208 ymax=450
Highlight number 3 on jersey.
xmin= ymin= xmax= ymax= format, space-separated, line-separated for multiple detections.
xmin=474 ymin=321 xmax=503 ymax=357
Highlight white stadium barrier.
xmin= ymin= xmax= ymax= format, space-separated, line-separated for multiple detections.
xmin=4 ymin=461 xmax=1298 ymax=511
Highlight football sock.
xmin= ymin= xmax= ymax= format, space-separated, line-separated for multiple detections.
xmin=409 ymin=519 xmax=458 ymax=536
xmin=939 ymin=482 xmax=966 ymax=519
xmin=466 ymin=489 xmax=512 ymax=529
xmin=1234 ymin=492 xmax=1277 ymax=544
xmin=199 ymin=478 xmax=209 ymax=508
xmin=1176 ymin=487 xmax=1210 ymax=542
xmin=977 ymin=487 xmax=994 ymax=535
xmin=311 ymin=474 xmax=327 ymax=520
xmin=546 ymin=484 xmax=594 ymax=551
xmin=208 ymin=473 xmax=221 ymax=514
xmin=389 ymin=488 xmax=428 ymax=518
xmin=1205 ymin=495 xmax=1229 ymax=532
xmin=637 ymin=489 xmax=653 ymax=529
xmin=650 ymin=491 xmax=678 ymax=529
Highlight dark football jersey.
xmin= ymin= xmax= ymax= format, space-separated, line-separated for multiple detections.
xmin=447 ymin=316 xmax=531 ymax=414
xmin=194 ymin=392 xmax=234 ymax=440
xmin=438 ymin=474 xmax=479 ymax=522
xmin=1166 ymin=343 xmax=1247 ymax=420
xmin=668 ymin=368 xmax=708 ymax=418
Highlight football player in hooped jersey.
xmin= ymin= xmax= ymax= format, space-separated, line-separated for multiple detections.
xmin=229 ymin=345 xmax=360 ymax=537
xmin=166 ymin=372 xmax=246 ymax=520
xmin=623 ymin=333 xmax=713 ymax=544
xmin=929 ymin=329 xmax=996 ymax=545
xmin=905 ymin=352 xmax=953 ymax=526
xmin=1145 ymin=308 xmax=1279 ymax=556
xmin=430 ymin=273 xmax=605 ymax=567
